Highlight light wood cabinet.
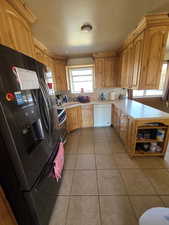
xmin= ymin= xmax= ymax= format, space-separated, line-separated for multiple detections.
xmin=54 ymin=60 xmax=68 ymax=91
xmin=0 ymin=0 xmax=35 ymax=58
xmin=119 ymin=113 xmax=129 ymax=144
xmin=94 ymin=56 xmax=117 ymax=88
xmin=131 ymin=32 xmax=144 ymax=89
xmin=112 ymin=105 xmax=120 ymax=132
xmin=112 ymin=100 xmax=169 ymax=157
xmin=95 ymin=58 xmax=104 ymax=88
xmin=0 ymin=187 xmax=18 ymax=225
xmin=140 ymin=27 xmax=168 ymax=89
xmin=120 ymin=48 xmax=129 ymax=88
xmin=119 ymin=13 xmax=169 ymax=90
xmin=104 ymin=57 xmax=116 ymax=88
xmin=66 ymin=106 xmax=82 ymax=132
xmin=81 ymin=105 xmax=93 ymax=128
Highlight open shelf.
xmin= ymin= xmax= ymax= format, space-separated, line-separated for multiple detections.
xmin=138 ymin=126 xmax=167 ymax=130
xmin=136 ymin=139 xmax=164 ymax=143
xmin=135 ymin=150 xmax=164 ymax=156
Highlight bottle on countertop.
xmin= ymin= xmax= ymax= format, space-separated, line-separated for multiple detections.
xmin=100 ymin=93 xmax=105 ymax=101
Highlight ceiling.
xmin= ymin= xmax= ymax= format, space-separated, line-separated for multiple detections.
xmin=24 ymin=0 xmax=169 ymax=57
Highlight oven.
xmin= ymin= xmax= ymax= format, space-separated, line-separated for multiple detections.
xmin=56 ymin=108 xmax=67 ymax=144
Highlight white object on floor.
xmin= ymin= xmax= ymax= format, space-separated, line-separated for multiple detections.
xmin=139 ymin=207 xmax=169 ymax=225
xmin=94 ymin=104 xmax=112 ymax=127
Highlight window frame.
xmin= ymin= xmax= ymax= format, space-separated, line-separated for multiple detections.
xmin=67 ymin=65 xmax=94 ymax=94
xmin=133 ymin=89 xmax=163 ymax=98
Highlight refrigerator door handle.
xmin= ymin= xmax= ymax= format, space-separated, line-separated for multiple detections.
xmin=34 ymin=162 xmax=54 ymax=190
xmin=39 ymin=80 xmax=51 ymax=137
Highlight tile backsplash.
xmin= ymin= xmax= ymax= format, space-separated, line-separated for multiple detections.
xmin=55 ymin=88 xmax=127 ymax=101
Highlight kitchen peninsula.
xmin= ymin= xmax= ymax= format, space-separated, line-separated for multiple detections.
xmin=112 ymin=99 xmax=169 ymax=157
xmin=57 ymin=99 xmax=169 ymax=157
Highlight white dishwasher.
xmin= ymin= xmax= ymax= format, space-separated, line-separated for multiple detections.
xmin=94 ymin=104 xmax=112 ymax=127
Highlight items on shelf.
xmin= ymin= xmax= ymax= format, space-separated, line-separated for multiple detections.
xmin=137 ymin=129 xmax=157 ymax=140
xmin=156 ymin=129 xmax=165 ymax=141
xmin=137 ymin=129 xmax=166 ymax=141
xmin=140 ymin=122 xmax=167 ymax=127
xmin=136 ymin=142 xmax=162 ymax=153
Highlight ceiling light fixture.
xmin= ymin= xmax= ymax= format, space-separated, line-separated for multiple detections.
xmin=81 ymin=23 xmax=93 ymax=32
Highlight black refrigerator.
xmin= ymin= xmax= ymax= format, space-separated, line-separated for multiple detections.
xmin=0 ymin=45 xmax=63 ymax=225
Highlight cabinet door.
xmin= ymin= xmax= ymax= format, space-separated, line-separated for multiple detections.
xmin=76 ymin=106 xmax=82 ymax=129
xmin=119 ymin=113 xmax=128 ymax=144
xmin=34 ymin=45 xmax=45 ymax=64
xmin=115 ymin=55 xmax=122 ymax=87
xmin=81 ymin=105 xmax=93 ymax=128
xmin=127 ymin=44 xmax=134 ymax=88
xmin=113 ymin=106 xmax=120 ymax=131
xmin=66 ymin=108 xmax=75 ymax=132
xmin=95 ymin=58 xmax=104 ymax=88
xmin=2 ymin=1 xmax=34 ymax=57
xmin=141 ymin=27 xmax=168 ymax=89
xmin=0 ymin=3 xmax=10 ymax=46
xmin=104 ymin=57 xmax=116 ymax=87
xmin=54 ymin=60 xmax=68 ymax=91
xmin=131 ymin=32 xmax=144 ymax=89
xmin=66 ymin=107 xmax=81 ymax=131
xmin=121 ymin=49 xmax=129 ymax=88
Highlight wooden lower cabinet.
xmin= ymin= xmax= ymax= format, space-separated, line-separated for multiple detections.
xmin=119 ymin=112 xmax=129 ymax=144
xmin=66 ymin=106 xmax=82 ymax=132
xmin=112 ymin=103 xmax=169 ymax=157
xmin=81 ymin=105 xmax=93 ymax=128
xmin=0 ymin=187 xmax=18 ymax=225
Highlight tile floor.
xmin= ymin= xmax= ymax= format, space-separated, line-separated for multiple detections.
xmin=50 ymin=127 xmax=169 ymax=225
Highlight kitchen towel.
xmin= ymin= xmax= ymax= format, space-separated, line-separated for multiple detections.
xmin=53 ymin=142 xmax=64 ymax=181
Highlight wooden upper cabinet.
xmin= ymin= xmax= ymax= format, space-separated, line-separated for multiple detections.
xmin=33 ymin=37 xmax=49 ymax=64
xmin=0 ymin=0 xmax=35 ymax=58
xmin=95 ymin=56 xmax=117 ymax=88
xmin=126 ymin=44 xmax=134 ymax=88
xmin=54 ymin=60 xmax=68 ymax=91
xmin=131 ymin=32 xmax=144 ymax=89
xmin=121 ymin=48 xmax=129 ymax=88
xmin=104 ymin=57 xmax=116 ymax=87
xmin=140 ymin=26 xmax=168 ymax=89
xmin=119 ymin=13 xmax=169 ymax=90
xmin=95 ymin=58 xmax=104 ymax=88
xmin=0 ymin=4 xmax=10 ymax=46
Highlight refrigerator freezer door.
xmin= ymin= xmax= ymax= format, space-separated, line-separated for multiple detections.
xmin=13 ymin=67 xmax=40 ymax=90
xmin=0 ymin=45 xmax=58 ymax=190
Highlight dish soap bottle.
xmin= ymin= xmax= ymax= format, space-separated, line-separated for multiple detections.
xmin=100 ymin=93 xmax=105 ymax=101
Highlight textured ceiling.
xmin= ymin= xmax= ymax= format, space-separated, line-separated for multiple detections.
xmin=24 ymin=0 xmax=169 ymax=56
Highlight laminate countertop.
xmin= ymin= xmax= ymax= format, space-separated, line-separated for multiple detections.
xmin=55 ymin=100 xmax=115 ymax=109
xmin=113 ymin=99 xmax=169 ymax=120
xmin=55 ymin=99 xmax=169 ymax=120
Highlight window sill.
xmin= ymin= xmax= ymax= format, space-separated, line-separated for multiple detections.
xmin=133 ymin=96 xmax=163 ymax=99
xmin=71 ymin=92 xmax=94 ymax=94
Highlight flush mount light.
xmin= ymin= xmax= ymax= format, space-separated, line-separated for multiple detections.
xmin=81 ymin=23 xmax=93 ymax=32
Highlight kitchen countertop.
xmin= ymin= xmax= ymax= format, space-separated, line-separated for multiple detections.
xmin=55 ymin=99 xmax=169 ymax=120
xmin=113 ymin=99 xmax=169 ymax=119
xmin=55 ymin=100 xmax=115 ymax=109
